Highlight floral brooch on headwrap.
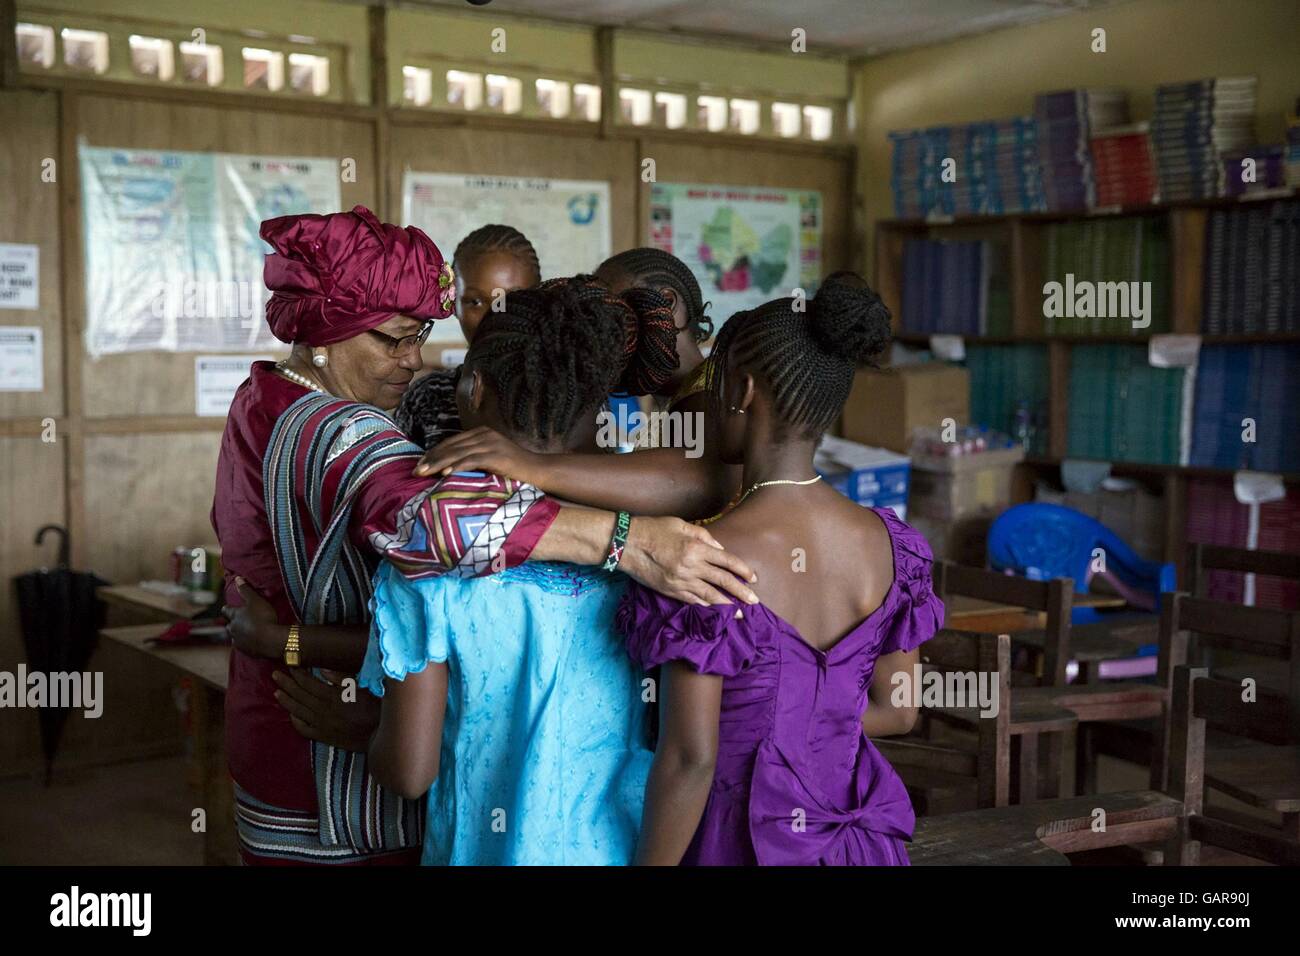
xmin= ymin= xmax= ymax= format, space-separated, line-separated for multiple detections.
xmin=438 ymin=261 xmax=456 ymax=313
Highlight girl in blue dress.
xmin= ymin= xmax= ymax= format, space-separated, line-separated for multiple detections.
xmin=358 ymin=278 xmax=677 ymax=864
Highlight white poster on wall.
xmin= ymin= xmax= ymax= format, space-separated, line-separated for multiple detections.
xmin=195 ymin=355 xmax=273 ymax=416
xmin=402 ymin=172 xmax=612 ymax=342
xmin=0 ymin=243 xmax=39 ymax=310
xmin=79 ymin=146 xmax=341 ymax=357
xmin=0 ymin=326 xmax=43 ymax=391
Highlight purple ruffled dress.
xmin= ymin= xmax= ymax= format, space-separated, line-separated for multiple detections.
xmin=616 ymin=507 xmax=944 ymax=866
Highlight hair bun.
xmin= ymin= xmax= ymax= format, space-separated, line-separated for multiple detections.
xmin=808 ymin=272 xmax=891 ymax=366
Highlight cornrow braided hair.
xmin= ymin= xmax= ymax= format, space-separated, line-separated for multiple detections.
xmin=709 ymin=273 xmax=893 ymax=440
xmin=467 ymin=280 xmax=627 ymax=441
xmin=600 ymin=247 xmax=713 ymax=342
xmin=453 ymin=224 xmax=542 ymax=285
xmin=536 ymin=275 xmax=679 ymax=396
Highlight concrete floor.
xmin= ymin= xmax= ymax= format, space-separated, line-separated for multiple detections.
xmin=0 ymin=755 xmax=202 ymax=866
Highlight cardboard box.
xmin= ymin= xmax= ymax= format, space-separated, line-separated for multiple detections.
xmin=909 ymin=446 xmax=1025 ymax=521
xmin=1035 ymin=481 xmax=1166 ymax=561
xmin=909 ymin=510 xmax=998 ymax=565
xmin=840 ymin=363 xmax=970 ymax=454
xmin=814 ymin=435 xmax=911 ymax=519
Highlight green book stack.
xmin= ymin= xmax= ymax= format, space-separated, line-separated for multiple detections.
xmin=968 ymin=344 xmax=1050 ymax=453
xmin=1041 ymin=216 xmax=1170 ymax=335
xmin=1067 ymin=344 xmax=1183 ymax=464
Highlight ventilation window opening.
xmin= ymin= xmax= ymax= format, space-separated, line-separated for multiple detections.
xmin=654 ymin=91 xmax=687 ymax=129
xmin=485 ymin=73 xmax=522 ymax=114
xmin=289 ymin=53 xmax=329 ymax=96
xmin=179 ymin=41 xmax=223 ymax=86
xmin=129 ymin=35 xmax=174 ymax=81
xmin=61 ymin=28 xmax=109 ymax=74
xmin=697 ymin=95 xmax=727 ymax=132
xmin=573 ymin=83 xmax=601 ymax=122
xmin=243 ymin=47 xmax=284 ymax=92
xmin=446 ymin=69 xmax=483 ymax=110
xmin=536 ymin=78 xmax=571 ymax=118
xmin=619 ymin=87 xmax=653 ymax=126
xmin=803 ymin=105 xmax=833 ymax=141
xmin=16 ymin=23 xmax=56 ymax=69
xmin=728 ymin=98 xmax=760 ymax=135
xmin=772 ymin=102 xmax=801 ymax=138
xmin=404 ymin=66 xmax=433 ymax=107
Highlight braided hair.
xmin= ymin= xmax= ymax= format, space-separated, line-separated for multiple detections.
xmin=467 ymin=277 xmax=675 ymax=440
xmin=709 ymin=272 xmax=892 ymax=440
xmin=537 ymin=275 xmax=679 ymax=395
xmin=599 ymin=247 xmax=713 ymax=342
xmin=453 ymin=224 xmax=541 ymax=285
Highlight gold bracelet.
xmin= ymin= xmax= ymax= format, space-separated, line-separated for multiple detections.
xmin=284 ymin=624 xmax=301 ymax=667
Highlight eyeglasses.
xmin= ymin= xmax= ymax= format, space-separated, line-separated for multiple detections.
xmin=367 ymin=321 xmax=434 ymax=356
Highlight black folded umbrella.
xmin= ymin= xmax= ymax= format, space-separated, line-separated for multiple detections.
xmin=12 ymin=525 xmax=109 ymax=784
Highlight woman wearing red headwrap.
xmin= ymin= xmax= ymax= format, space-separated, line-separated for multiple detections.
xmin=211 ymin=206 xmax=759 ymax=865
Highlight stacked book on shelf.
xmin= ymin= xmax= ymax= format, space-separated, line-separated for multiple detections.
xmin=1067 ymin=345 xmax=1183 ymax=465
xmin=1288 ymin=109 xmax=1300 ymax=188
xmin=1202 ymin=200 xmax=1300 ymax=333
xmin=1185 ymin=477 xmax=1300 ymax=608
xmin=900 ymin=238 xmax=1010 ymax=336
xmin=1189 ymin=343 xmax=1300 ymax=473
xmin=1221 ymin=144 xmax=1287 ymax=197
xmin=888 ymin=118 xmax=1044 ymax=219
xmin=1041 ymin=216 xmax=1171 ymax=334
xmin=1151 ymin=76 xmax=1257 ymax=201
xmin=1034 ymin=88 xmax=1129 ymax=211
xmin=1089 ymin=123 xmax=1159 ymax=206
xmin=966 ymin=344 xmax=1050 ymax=455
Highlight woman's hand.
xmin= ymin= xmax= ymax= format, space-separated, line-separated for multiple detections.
xmin=620 ymin=516 xmax=759 ymax=607
xmin=414 ymin=426 xmax=543 ymax=483
xmin=272 ymin=669 xmax=381 ymax=753
xmin=222 ymin=577 xmax=282 ymax=660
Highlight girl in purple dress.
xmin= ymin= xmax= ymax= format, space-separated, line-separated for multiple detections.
xmin=616 ymin=273 xmax=944 ymax=865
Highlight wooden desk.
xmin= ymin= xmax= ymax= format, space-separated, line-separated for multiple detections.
xmin=100 ymin=624 xmax=235 ymax=866
xmin=97 ymin=585 xmax=209 ymax=623
xmin=944 ymin=592 xmax=1127 ymax=634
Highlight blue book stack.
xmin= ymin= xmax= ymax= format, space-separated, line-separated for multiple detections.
xmin=1190 ymin=343 xmax=1300 ymax=473
xmin=1152 ymin=76 xmax=1257 ymax=201
xmin=900 ymin=238 xmax=996 ymax=335
xmin=1034 ymin=88 xmax=1129 ymax=211
xmin=1202 ymin=200 xmax=1299 ymax=334
xmin=889 ymin=118 xmax=1044 ymax=219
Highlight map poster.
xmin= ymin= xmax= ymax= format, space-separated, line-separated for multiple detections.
xmin=649 ymin=182 xmax=822 ymax=329
xmin=80 ymin=145 xmax=340 ymax=356
xmin=403 ymin=172 xmax=612 ymax=343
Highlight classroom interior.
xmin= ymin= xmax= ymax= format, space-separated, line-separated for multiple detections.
xmin=0 ymin=0 xmax=1297 ymax=868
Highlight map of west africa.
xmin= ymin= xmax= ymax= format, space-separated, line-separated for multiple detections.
xmin=697 ymin=208 xmax=793 ymax=295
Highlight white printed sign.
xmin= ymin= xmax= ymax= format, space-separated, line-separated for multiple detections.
xmin=0 ymin=326 xmax=43 ymax=391
xmin=195 ymin=355 xmax=271 ymax=416
xmin=0 ymin=244 xmax=39 ymax=310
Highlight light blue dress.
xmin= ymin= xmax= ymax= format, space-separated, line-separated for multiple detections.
xmin=358 ymin=560 xmax=653 ymax=865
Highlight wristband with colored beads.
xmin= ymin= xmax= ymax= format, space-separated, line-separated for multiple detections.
xmin=602 ymin=511 xmax=632 ymax=572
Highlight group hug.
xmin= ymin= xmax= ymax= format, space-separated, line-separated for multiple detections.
xmin=213 ymin=203 xmax=944 ymax=866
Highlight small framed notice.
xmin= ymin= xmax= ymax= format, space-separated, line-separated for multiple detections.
xmin=195 ymin=355 xmax=270 ymax=416
xmin=0 ymin=243 xmax=39 ymax=310
xmin=0 ymin=326 xmax=43 ymax=391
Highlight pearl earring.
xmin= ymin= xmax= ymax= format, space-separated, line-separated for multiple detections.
xmin=312 ymin=352 xmax=328 ymax=368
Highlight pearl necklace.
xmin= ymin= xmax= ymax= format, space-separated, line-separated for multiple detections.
xmin=275 ymin=360 xmax=326 ymax=394
xmin=700 ymin=474 xmax=821 ymax=525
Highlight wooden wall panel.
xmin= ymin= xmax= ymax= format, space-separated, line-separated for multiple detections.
xmin=0 ymin=90 xmax=63 ymax=419
xmin=73 ymin=95 xmax=377 ymax=417
xmin=635 ymin=137 xmax=854 ymax=275
xmin=0 ymin=436 xmax=67 ymax=772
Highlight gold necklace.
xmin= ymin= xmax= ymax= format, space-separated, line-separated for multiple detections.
xmin=699 ymin=474 xmax=821 ymax=525
xmin=275 ymin=360 xmax=326 ymax=394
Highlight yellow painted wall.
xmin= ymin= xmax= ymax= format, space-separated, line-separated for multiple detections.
xmin=854 ymin=0 xmax=1300 ymax=270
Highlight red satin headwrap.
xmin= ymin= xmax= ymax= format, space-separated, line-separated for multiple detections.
xmin=260 ymin=205 xmax=456 ymax=346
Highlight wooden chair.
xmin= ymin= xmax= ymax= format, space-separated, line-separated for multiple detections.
xmin=911 ymin=665 xmax=1300 ymax=866
xmin=874 ymin=629 xmax=1012 ymax=812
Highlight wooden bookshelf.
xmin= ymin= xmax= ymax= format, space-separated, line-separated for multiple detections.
xmin=873 ymin=189 xmax=1300 ymax=571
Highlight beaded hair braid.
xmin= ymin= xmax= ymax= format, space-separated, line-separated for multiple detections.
xmin=709 ymin=273 xmax=892 ymax=440
xmin=600 ymin=247 xmax=713 ymax=342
